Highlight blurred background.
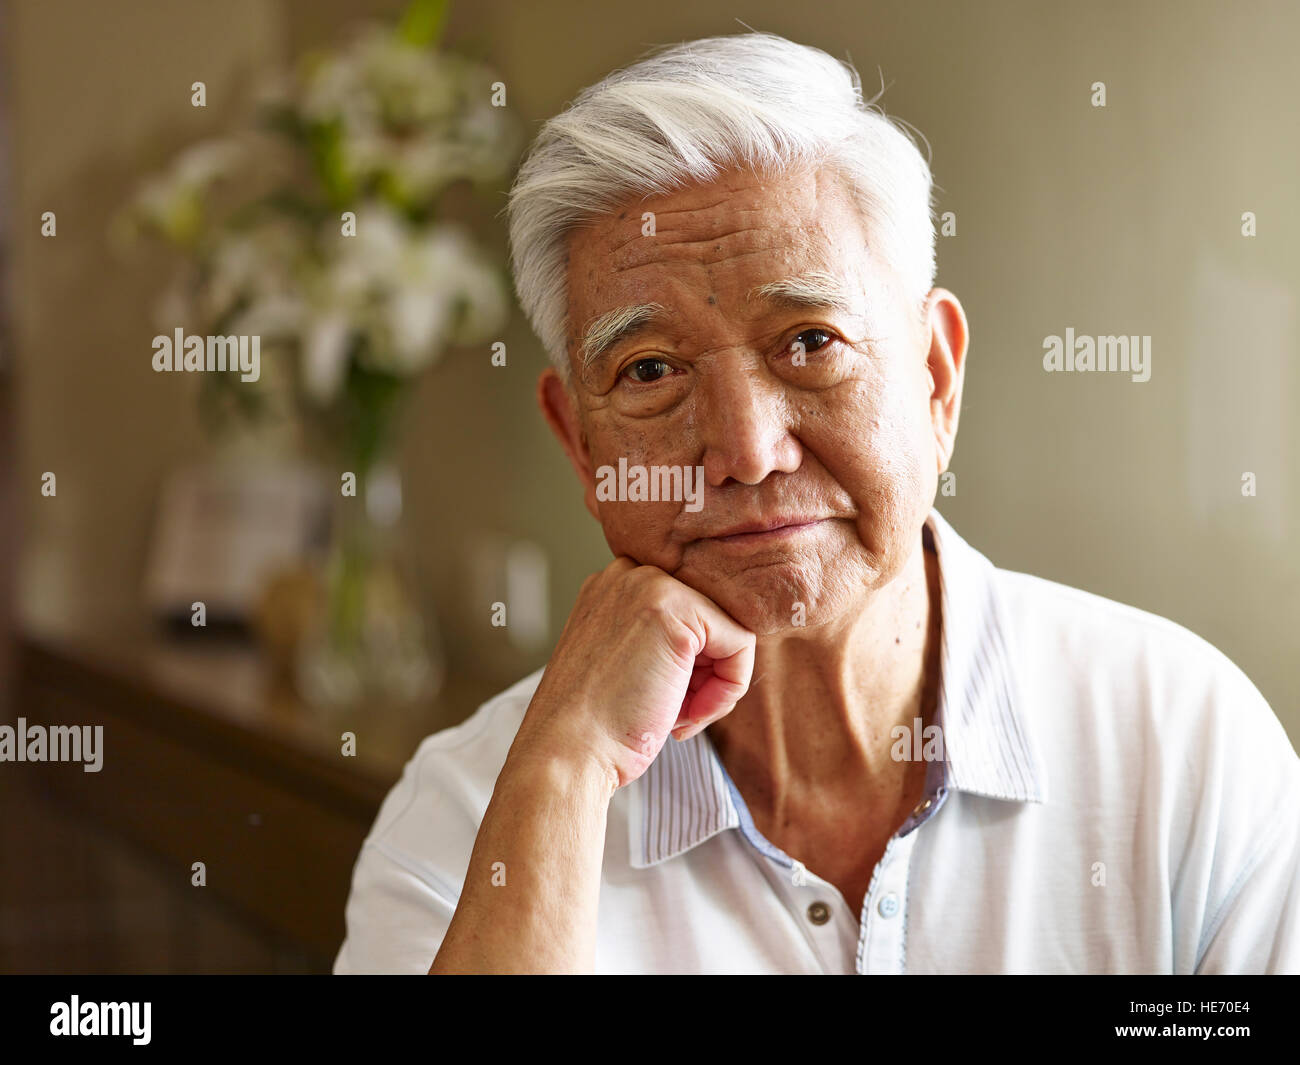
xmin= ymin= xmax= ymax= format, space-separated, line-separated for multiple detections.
xmin=0 ymin=0 xmax=1295 ymax=972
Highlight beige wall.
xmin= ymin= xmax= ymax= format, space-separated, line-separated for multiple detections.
xmin=8 ymin=1 xmax=1298 ymax=738
xmin=9 ymin=0 xmax=286 ymax=625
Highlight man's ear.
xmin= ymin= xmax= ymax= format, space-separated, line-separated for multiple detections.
xmin=538 ymin=368 xmax=601 ymax=521
xmin=922 ymin=288 xmax=968 ymax=476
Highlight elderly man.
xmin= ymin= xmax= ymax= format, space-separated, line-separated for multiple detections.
xmin=334 ymin=32 xmax=1300 ymax=974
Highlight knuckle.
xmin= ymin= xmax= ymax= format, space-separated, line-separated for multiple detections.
xmin=658 ymin=611 xmax=701 ymax=660
xmin=633 ymin=577 xmax=679 ymax=618
xmin=634 ymin=598 xmax=673 ymax=626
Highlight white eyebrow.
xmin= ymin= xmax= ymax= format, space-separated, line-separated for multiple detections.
xmin=580 ymin=302 xmax=669 ymax=370
xmin=747 ymin=271 xmax=857 ymax=312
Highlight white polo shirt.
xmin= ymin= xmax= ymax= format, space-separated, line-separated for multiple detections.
xmin=333 ymin=508 xmax=1300 ymax=974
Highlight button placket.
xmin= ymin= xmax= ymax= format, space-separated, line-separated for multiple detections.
xmin=856 ymin=834 xmax=917 ymax=974
xmin=769 ymin=856 xmax=857 ymax=972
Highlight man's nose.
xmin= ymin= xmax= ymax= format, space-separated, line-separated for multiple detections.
xmin=695 ymin=361 xmax=802 ymax=487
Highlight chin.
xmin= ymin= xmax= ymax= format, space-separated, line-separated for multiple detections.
xmin=684 ymin=561 xmax=847 ymax=636
xmin=730 ymin=605 xmax=804 ymax=638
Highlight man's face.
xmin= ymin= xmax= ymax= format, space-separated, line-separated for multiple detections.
xmin=553 ymin=164 xmax=959 ymax=635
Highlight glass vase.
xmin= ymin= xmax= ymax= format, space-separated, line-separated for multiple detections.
xmin=295 ymin=460 xmax=444 ymax=711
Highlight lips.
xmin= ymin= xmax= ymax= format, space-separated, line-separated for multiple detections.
xmin=704 ymin=517 xmax=828 ymax=541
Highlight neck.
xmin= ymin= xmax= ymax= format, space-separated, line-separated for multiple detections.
xmin=707 ymin=529 xmax=942 ymax=817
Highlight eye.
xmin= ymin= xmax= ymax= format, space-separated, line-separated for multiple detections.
xmin=790 ymin=328 xmax=835 ymax=357
xmin=621 ymin=357 xmax=675 ymax=383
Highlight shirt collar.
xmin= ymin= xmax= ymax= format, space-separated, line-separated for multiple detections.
xmin=629 ymin=507 xmax=1049 ymax=870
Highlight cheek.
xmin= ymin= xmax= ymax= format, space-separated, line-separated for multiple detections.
xmin=812 ymin=380 xmax=931 ymax=542
xmin=586 ymin=410 xmax=672 ymax=467
xmin=597 ymin=500 xmax=679 ymax=559
xmin=587 ymin=417 xmax=689 ymax=561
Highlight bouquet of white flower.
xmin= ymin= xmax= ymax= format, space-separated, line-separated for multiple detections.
xmin=115 ymin=0 xmax=519 ymax=473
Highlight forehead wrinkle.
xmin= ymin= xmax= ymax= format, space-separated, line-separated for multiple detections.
xmin=605 ymin=201 xmax=764 ymax=255
xmin=607 ymin=223 xmax=778 ymax=273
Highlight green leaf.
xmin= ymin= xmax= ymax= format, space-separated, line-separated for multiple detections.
xmin=306 ymin=119 xmax=356 ymax=209
xmin=397 ymin=0 xmax=450 ymax=48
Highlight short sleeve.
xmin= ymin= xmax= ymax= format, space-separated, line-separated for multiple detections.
xmin=333 ymin=840 xmax=458 ymax=974
xmin=330 ymin=692 xmax=520 ymax=974
xmin=1189 ymin=654 xmax=1300 ymax=975
xmin=1195 ymin=784 xmax=1300 ymax=974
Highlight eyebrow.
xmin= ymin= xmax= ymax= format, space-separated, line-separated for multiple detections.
xmin=579 ymin=302 xmax=670 ymax=372
xmin=577 ymin=272 xmax=858 ymax=373
xmin=746 ymin=271 xmax=857 ymax=313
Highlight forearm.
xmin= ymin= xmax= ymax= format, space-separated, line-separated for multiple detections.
xmin=428 ymin=745 xmax=616 ymax=974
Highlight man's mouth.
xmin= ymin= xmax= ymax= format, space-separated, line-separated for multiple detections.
xmin=703 ymin=517 xmax=830 ymax=545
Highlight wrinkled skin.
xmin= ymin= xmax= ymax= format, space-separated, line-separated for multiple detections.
xmin=541 ymin=163 xmax=966 ymax=637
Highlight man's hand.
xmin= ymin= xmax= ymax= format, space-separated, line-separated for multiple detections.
xmin=430 ymin=557 xmax=754 ymax=973
xmin=512 ymin=557 xmax=758 ymax=789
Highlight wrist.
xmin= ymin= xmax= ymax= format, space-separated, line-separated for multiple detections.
xmin=503 ymin=728 xmax=621 ymax=802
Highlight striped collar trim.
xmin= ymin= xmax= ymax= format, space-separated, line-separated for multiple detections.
xmin=629 ymin=508 xmax=1048 ymax=870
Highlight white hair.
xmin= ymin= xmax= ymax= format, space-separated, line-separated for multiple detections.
xmin=506 ymin=31 xmax=937 ymax=383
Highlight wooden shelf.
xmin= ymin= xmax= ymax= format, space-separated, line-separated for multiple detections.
xmin=11 ymin=617 xmax=501 ymax=969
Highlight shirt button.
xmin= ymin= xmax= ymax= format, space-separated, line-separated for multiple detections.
xmin=877 ymin=892 xmax=900 ymax=919
xmin=806 ymin=901 xmax=831 ymax=925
